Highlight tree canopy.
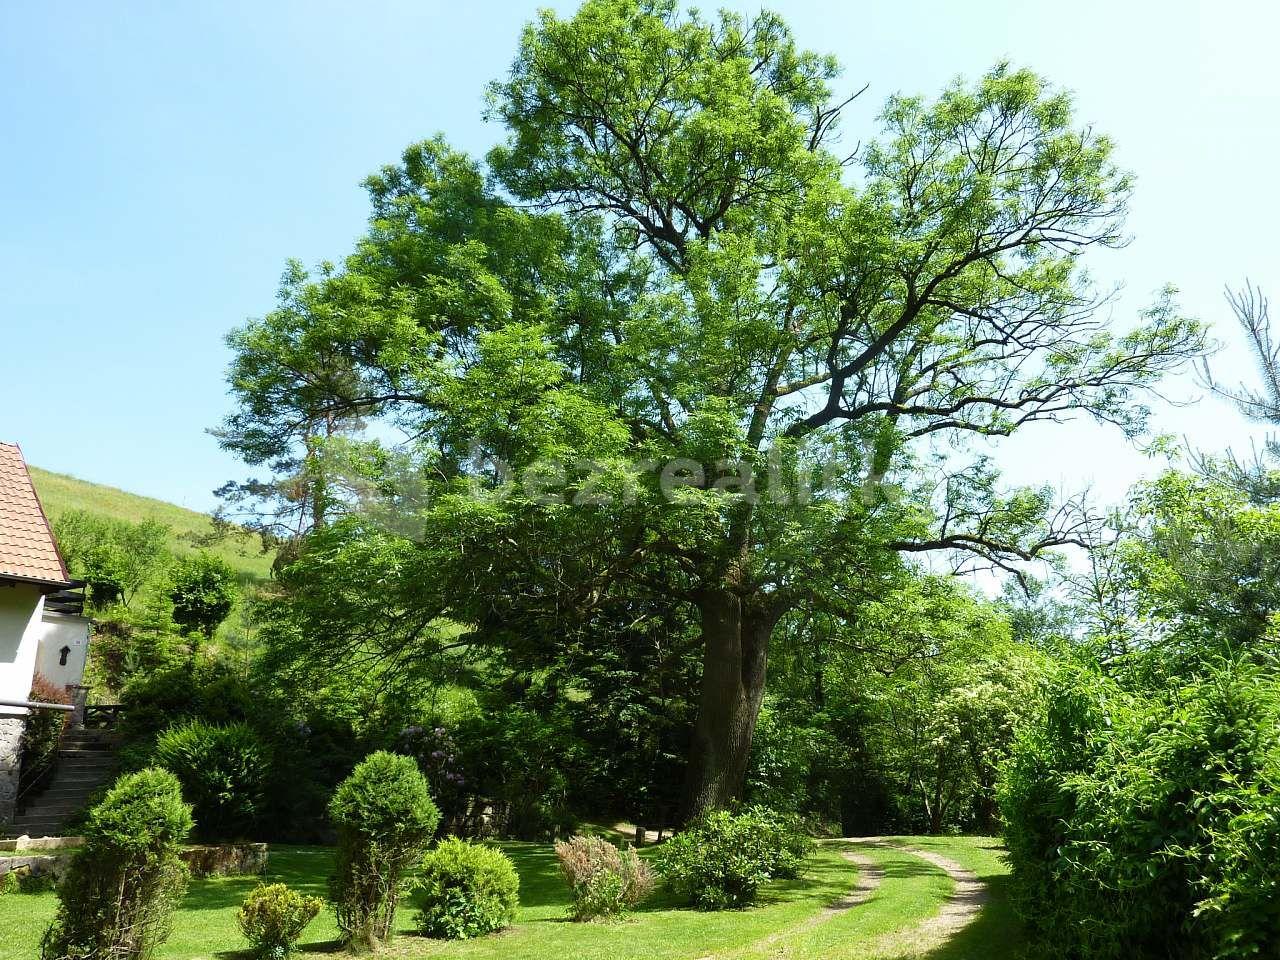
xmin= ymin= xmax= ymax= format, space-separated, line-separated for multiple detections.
xmin=220 ymin=0 xmax=1204 ymax=818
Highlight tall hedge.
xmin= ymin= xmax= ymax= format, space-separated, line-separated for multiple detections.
xmin=328 ymin=751 xmax=440 ymax=949
xmin=999 ymin=663 xmax=1280 ymax=959
xmin=41 ymin=768 xmax=193 ymax=960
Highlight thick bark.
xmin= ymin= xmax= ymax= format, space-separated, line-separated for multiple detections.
xmin=681 ymin=588 xmax=778 ymax=821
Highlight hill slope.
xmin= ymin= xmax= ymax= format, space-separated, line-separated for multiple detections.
xmin=29 ymin=466 xmax=274 ymax=584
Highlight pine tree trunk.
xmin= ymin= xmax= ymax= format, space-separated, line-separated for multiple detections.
xmin=681 ymin=588 xmax=776 ymax=821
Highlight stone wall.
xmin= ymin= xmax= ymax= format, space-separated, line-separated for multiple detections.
xmin=0 ymin=716 xmax=23 ymax=828
xmin=179 ymin=842 xmax=269 ymax=879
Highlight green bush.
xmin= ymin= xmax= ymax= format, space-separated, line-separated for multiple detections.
xmin=0 ymin=872 xmax=18 ymax=897
xmin=153 ymin=720 xmax=270 ymax=841
xmin=655 ymin=806 xmax=813 ymax=909
xmin=554 ymin=834 xmax=653 ymax=920
xmin=329 ymin=751 xmax=440 ymax=949
xmin=40 ymin=768 xmax=193 ymax=960
xmin=1000 ymin=662 xmax=1280 ymax=959
xmin=168 ymin=551 xmax=238 ymax=642
xmin=236 ymin=884 xmax=324 ymax=960
xmin=415 ymin=838 xmax=519 ymax=939
xmin=745 ymin=806 xmax=815 ymax=880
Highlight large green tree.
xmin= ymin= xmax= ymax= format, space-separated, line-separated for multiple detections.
xmin=223 ymin=0 xmax=1203 ymax=818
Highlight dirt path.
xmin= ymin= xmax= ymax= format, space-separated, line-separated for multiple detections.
xmin=844 ymin=837 xmax=989 ymax=956
xmin=698 ymin=837 xmax=988 ymax=959
xmin=695 ymin=848 xmax=885 ymax=960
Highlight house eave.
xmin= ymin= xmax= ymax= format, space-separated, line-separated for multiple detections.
xmin=0 ymin=572 xmax=76 ymax=593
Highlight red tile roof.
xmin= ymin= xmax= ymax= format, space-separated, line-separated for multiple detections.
xmin=0 ymin=442 xmax=70 ymax=586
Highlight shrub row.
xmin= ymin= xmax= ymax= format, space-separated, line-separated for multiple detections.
xmin=39 ymin=749 xmax=815 ymax=960
xmin=1000 ymin=662 xmax=1280 ymax=960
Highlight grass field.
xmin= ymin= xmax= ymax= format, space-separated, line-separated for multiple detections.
xmin=30 ymin=466 xmax=274 ymax=585
xmin=0 ymin=837 xmax=1024 ymax=960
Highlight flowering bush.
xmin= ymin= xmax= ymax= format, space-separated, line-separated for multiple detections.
xmin=397 ymin=725 xmax=468 ymax=828
xmin=554 ymin=835 xmax=654 ymax=920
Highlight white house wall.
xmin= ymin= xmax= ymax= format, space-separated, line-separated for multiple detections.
xmin=34 ymin=613 xmax=90 ymax=690
xmin=0 ymin=582 xmax=43 ymax=708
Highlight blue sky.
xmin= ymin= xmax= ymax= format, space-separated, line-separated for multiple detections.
xmin=1 ymin=0 xmax=1276 ymax=512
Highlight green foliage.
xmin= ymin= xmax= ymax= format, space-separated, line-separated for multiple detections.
xmin=1000 ymin=662 xmax=1280 ymax=959
xmin=553 ymin=835 xmax=653 ymax=920
xmin=153 ymin=720 xmax=270 ymax=841
xmin=328 ymin=751 xmax=440 ymax=948
xmin=872 ymin=643 xmax=1045 ymax=833
xmin=1123 ymin=472 xmax=1280 ymax=671
xmin=120 ymin=663 xmax=258 ymax=743
xmin=168 ymin=552 xmax=239 ymax=641
xmin=415 ymin=838 xmax=520 ymax=939
xmin=655 ymin=806 xmax=812 ymax=909
xmin=224 ymin=0 xmax=1203 ymax=821
xmin=41 ymin=768 xmax=193 ymax=960
xmin=236 ymin=884 xmax=323 ymax=960
xmin=54 ymin=509 xmax=172 ymax=608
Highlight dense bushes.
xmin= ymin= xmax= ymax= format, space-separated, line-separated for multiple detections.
xmin=41 ymin=768 xmax=193 ymax=960
xmin=154 ymin=720 xmax=270 ymax=841
xmin=554 ymin=835 xmax=653 ymax=920
xmin=655 ymin=806 xmax=813 ymax=909
xmin=329 ymin=752 xmax=440 ymax=948
xmin=415 ymin=838 xmax=520 ymax=939
xmin=1000 ymin=662 xmax=1280 ymax=959
xmin=237 ymin=884 xmax=323 ymax=959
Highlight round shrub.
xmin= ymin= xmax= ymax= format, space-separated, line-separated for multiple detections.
xmin=554 ymin=835 xmax=653 ymax=920
xmin=237 ymin=883 xmax=324 ymax=960
xmin=655 ymin=806 xmax=812 ymax=910
xmin=154 ymin=719 xmax=270 ymax=841
xmin=416 ymin=838 xmax=519 ymax=939
xmin=41 ymin=768 xmax=193 ymax=960
xmin=329 ymin=751 xmax=440 ymax=949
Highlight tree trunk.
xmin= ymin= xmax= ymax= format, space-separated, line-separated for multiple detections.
xmin=681 ymin=588 xmax=775 ymax=821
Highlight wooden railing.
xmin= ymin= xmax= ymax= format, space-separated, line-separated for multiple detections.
xmin=82 ymin=704 xmax=125 ymax=730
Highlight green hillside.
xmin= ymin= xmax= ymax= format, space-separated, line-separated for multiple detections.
xmin=29 ymin=466 xmax=274 ymax=584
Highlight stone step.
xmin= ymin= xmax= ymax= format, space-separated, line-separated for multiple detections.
xmin=18 ymin=802 xmax=83 ymax=818
xmin=39 ymin=789 xmax=105 ymax=804
xmin=58 ymin=741 xmax=118 ymax=753
xmin=44 ymin=772 xmax=111 ymax=785
xmin=47 ymin=768 xmax=111 ymax=780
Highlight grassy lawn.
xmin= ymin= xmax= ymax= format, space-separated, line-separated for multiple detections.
xmin=0 ymin=838 xmax=1024 ymax=960
xmin=30 ymin=466 xmax=275 ymax=585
